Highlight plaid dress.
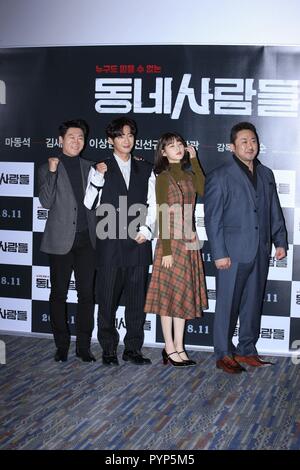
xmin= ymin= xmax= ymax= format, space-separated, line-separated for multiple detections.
xmin=144 ymin=171 xmax=208 ymax=319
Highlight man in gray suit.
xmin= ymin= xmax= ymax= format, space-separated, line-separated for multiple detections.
xmin=38 ymin=119 xmax=97 ymax=362
xmin=204 ymin=122 xmax=287 ymax=374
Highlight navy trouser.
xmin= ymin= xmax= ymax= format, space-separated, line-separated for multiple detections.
xmin=214 ymin=248 xmax=269 ymax=360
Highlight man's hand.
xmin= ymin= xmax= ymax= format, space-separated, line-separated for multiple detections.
xmin=275 ymin=247 xmax=286 ymax=260
xmin=215 ymin=257 xmax=231 ymax=270
xmin=96 ymin=162 xmax=107 ymax=175
xmin=162 ymin=255 xmax=173 ymax=269
xmin=48 ymin=157 xmax=59 ymax=172
xmin=135 ymin=232 xmax=147 ymax=244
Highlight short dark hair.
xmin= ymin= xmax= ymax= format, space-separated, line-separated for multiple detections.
xmin=154 ymin=132 xmax=190 ymax=174
xmin=230 ymin=121 xmax=259 ymax=146
xmin=58 ymin=119 xmax=89 ymax=140
xmin=105 ymin=117 xmax=137 ymax=139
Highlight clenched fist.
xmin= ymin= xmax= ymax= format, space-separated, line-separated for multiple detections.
xmin=48 ymin=157 xmax=60 ymax=172
xmin=96 ymin=162 xmax=108 ymax=175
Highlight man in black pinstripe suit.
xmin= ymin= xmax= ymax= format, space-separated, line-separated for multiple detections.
xmin=84 ymin=117 xmax=156 ymax=365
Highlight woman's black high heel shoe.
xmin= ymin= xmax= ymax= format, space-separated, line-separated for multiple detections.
xmin=177 ymin=350 xmax=197 ymax=366
xmin=162 ymin=349 xmax=188 ymax=367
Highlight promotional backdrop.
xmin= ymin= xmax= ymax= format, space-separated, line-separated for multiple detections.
xmin=1 ymin=45 xmax=300 ymax=354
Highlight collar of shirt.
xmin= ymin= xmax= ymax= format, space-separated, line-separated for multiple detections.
xmin=233 ymin=154 xmax=258 ymax=191
xmin=233 ymin=154 xmax=258 ymax=176
xmin=114 ymin=153 xmax=131 ymax=166
xmin=60 ymin=151 xmax=80 ymax=161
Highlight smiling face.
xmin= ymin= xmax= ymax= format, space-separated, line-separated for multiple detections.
xmin=59 ymin=127 xmax=85 ymax=157
xmin=162 ymin=138 xmax=185 ymax=163
xmin=108 ymin=125 xmax=135 ymax=161
xmin=230 ymin=129 xmax=259 ymax=167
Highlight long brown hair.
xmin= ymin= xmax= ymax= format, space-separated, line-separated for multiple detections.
xmin=154 ymin=132 xmax=190 ymax=175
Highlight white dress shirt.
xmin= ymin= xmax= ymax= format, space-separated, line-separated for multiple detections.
xmin=114 ymin=153 xmax=131 ymax=189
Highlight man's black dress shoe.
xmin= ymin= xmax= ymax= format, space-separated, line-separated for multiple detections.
xmin=102 ymin=352 xmax=119 ymax=366
xmin=54 ymin=349 xmax=68 ymax=362
xmin=122 ymin=350 xmax=152 ymax=365
xmin=76 ymin=348 xmax=96 ymax=362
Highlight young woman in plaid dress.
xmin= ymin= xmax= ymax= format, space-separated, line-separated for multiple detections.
xmin=144 ymin=133 xmax=208 ymax=367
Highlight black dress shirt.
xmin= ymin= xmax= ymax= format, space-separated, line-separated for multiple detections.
xmin=233 ymin=154 xmax=258 ymax=190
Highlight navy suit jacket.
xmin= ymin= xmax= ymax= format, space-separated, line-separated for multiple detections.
xmin=204 ymin=158 xmax=288 ymax=263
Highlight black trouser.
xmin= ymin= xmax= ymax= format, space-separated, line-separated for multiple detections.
xmin=49 ymin=230 xmax=96 ymax=351
xmin=96 ymin=265 xmax=149 ymax=353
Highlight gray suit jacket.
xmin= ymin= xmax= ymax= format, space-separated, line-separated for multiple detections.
xmin=204 ymin=158 xmax=288 ymax=263
xmin=38 ymin=157 xmax=96 ymax=254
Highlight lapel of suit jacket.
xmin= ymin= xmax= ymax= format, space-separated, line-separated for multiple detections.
xmin=256 ymin=162 xmax=268 ymax=202
xmin=127 ymin=157 xmax=139 ymax=195
xmin=79 ymin=158 xmax=89 ymax=191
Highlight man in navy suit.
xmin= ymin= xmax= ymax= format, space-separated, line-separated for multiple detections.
xmin=204 ymin=122 xmax=287 ymax=374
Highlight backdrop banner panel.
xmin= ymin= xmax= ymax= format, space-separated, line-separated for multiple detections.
xmin=1 ymin=45 xmax=300 ymax=354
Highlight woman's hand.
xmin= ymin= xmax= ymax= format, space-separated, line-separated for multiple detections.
xmin=186 ymin=145 xmax=196 ymax=159
xmin=162 ymin=255 xmax=173 ymax=268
